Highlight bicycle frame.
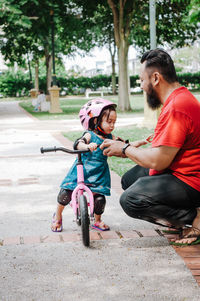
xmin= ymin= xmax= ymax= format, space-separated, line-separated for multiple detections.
xmin=71 ymin=154 xmax=94 ymax=217
xmin=40 ymin=146 xmax=94 ymax=216
xmin=41 ymin=145 xmax=104 ymax=246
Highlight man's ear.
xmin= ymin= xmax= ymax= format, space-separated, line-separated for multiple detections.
xmin=152 ymin=71 xmax=160 ymax=87
xmin=93 ymin=117 xmax=97 ymax=125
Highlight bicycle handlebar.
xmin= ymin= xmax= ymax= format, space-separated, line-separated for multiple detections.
xmin=40 ymin=146 xmax=90 ymax=154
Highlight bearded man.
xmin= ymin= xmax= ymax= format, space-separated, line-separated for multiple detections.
xmin=100 ymin=48 xmax=200 ymax=245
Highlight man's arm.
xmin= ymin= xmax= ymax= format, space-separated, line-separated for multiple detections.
xmin=100 ymin=139 xmax=180 ymax=171
xmin=125 ymin=145 xmax=179 ymax=170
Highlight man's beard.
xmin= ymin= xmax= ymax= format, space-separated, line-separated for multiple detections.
xmin=146 ymin=83 xmax=161 ymax=110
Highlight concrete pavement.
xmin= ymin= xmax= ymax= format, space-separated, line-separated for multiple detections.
xmin=0 ymin=100 xmax=199 ymax=301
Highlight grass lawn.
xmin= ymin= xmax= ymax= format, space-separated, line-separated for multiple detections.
xmin=16 ymin=93 xmax=152 ymax=176
xmin=18 ymin=90 xmax=200 ymax=120
xmin=6 ymin=93 xmax=151 ymax=176
xmin=16 ymin=90 xmax=200 ymax=176
xmin=4 ymin=90 xmax=200 ymax=176
xmin=19 ymin=94 xmax=145 ymax=120
xmin=63 ymin=126 xmax=152 ymax=177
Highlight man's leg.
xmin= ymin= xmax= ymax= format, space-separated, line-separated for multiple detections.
xmin=120 ymin=171 xmax=199 ymax=228
xmin=121 ymin=165 xmax=149 ymax=190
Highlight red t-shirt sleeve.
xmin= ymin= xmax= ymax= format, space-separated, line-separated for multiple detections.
xmin=152 ymin=110 xmax=191 ymax=148
xmin=149 ymin=110 xmax=192 ymax=176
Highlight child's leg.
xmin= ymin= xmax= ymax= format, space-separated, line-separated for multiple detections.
xmin=92 ymin=194 xmax=110 ymax=231
xmin=54 ymin=203 xmax=65 ymax=223
xmin=51 ymin=189 xmax=72 ymax=232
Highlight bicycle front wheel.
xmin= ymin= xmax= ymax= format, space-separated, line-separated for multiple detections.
xmin=79 ymin=195 xmax=90 ymax=247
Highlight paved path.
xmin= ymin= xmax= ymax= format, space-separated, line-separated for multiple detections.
xmin=0 ymin=101 xmax=200 ymax=301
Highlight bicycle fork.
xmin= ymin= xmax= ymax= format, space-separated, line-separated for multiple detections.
xmin=70 ymin=159 xmax=94 ymax=218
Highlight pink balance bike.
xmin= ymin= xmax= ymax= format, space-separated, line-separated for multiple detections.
xmin=40 ymin=146 xmax=94 ymax=247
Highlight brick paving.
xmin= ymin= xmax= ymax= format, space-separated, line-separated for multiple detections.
xmin=163 ymin=232 xmax=200 ymax=286
xmin=2 ymin=228 xmax=200 ymax=287
xmin=0 ymin=229 xmax=159 ymax=247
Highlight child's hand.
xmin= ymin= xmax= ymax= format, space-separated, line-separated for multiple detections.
xmin=130 ymin=140 xmax=148 ymax=148
xmin=116 ymin=136 xmax=125 ymax=142
xmin=116 ymin=136 xmax=129 ymax=143
xmin=145 ymin=134 xmax=154 ymax=143
xmin=129 ymin=134 xmax=154 ymax=148
xmin=88 ymin=142 xmax=98 ymax=152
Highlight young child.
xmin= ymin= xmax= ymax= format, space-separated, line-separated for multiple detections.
xmin=51 ymin=98 xmax=117 ymax=232
xmin=33 ymin=90 xmax=45 ymax=112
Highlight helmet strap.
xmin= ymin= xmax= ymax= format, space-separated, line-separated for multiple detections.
xmin=94 ymin=125 xmax=108 ymax=138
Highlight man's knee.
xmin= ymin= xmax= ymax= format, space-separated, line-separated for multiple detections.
xmin=119 ymin=186 xmax=151 ymax=219
xmin=121 ymin=165 xmax=149 ymax=191
xmin=121 ymin=174 xmax=129 ymax=190
xmin=119 ymin=191 xmax=135 ymax=217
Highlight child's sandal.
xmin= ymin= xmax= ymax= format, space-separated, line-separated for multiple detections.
xmin=51 ymin=213 xmax=63 ymax=232
xmin=92 ymin=221 xmax=110 ymax=231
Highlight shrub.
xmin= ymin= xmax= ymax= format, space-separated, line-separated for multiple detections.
xmin=0 ymin=70 xmax=32 ymax=97
xmin=0 ymin=70 xmax=199 ymax=97
xmin=177 ymin=72 xmax=200 ymax=89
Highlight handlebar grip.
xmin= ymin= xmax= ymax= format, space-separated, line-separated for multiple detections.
xmin=40 ymin=147 xmax=57 ymax=153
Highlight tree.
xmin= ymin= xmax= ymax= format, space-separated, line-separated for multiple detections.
xmin=0 ymin=0 xmax=41 ymax=87
xmin=131 ymin=0 xmax=200 ymax=52
xmin=107 ymin=0 xmax=135 ymax=110
xmin=74 ymin=0 xmax=199 ymax=111
xmin=92 ymin=6 xmax=117 ymax=94
xmin=187 ymin=0 xmax=200 ymax=25
xmin=0 ymin=0 xmax=96 ymax=93
xmin=1 ymin=0 xmax=199 ymax=107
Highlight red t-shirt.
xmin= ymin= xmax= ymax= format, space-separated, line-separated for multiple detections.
xmin=149 ymin=87 xmax=200 ymax=192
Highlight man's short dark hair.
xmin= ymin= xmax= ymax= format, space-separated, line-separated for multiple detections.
xmin=140 ymin=48 xmax=178 ymax=83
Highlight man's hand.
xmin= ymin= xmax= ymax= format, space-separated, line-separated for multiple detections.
xmin=100 ymin=139 xmax=125 ymax=157
xmin=100 ymin=138 xmax=148 ymax=157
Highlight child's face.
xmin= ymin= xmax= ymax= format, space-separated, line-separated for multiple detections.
xmin=100 ymin=110 xmax=117 ymax=134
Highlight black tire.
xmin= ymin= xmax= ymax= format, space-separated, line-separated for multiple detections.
xmin=79 ymin=195 xmax=90 ymax=247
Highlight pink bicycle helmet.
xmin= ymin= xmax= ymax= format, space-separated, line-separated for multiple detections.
xmin=79 ymin=98 xmax=117 ymax=130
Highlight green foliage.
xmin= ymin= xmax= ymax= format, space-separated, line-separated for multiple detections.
xmin=56 ymin=75 xmax=141 ymax=95
xmin=57 ymin=75 xmax=112 ymax=94
xmin=108 ymin=126 xmax=153 ymax=176
xmin=187 ymin=0 xmax=200 ymax=25
xmin=177 ymin=72 xmax=200 ymax=89
xmin=0 ymin=0 xmax=97 ymax=65
xmin=0 ymin=70 xmax=31 ymax=97
xmin=130 ymin=75 xmax=139 ymax=88
xmin=1 ymin=70 xmax=199 ymax=97
xmin=130 ymin=0 xmax=199 ymax=51
xmin=1 ymin=0 xmax=199 ymax=108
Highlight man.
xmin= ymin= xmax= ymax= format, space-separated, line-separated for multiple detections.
xmin=100 ymin=49 xmax=200 ymax=244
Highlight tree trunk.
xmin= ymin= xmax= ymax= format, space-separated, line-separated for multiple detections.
xmin=47 ymin=56 xmax=52 ymax=93
xmin=45 ymin=51 xmax=52 ymax=94
xmin=107 ymin=0 xmax=132 ymax=111
xmin=110 ymin=53 xmax=116 ymax=95
xmin=34 ymin=60 xmax=39 ymax=91
xmin=118 ymin=42 xmax=131 ymax=111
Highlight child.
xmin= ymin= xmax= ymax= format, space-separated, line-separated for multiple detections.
xmin=33 ymin=90 xmax=45 ymax=112
xmin=51 ymin=98 xmax=117 ymax=232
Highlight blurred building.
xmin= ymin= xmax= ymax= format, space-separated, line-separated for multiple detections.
xmin=169 ymin=40 xmax=200 ymax=73
xmin=83 ymin=57 xmax=141 ymax=77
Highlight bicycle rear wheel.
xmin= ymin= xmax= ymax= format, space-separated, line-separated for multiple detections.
xmin=79 ymin=195 xmax=90 ymax=247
